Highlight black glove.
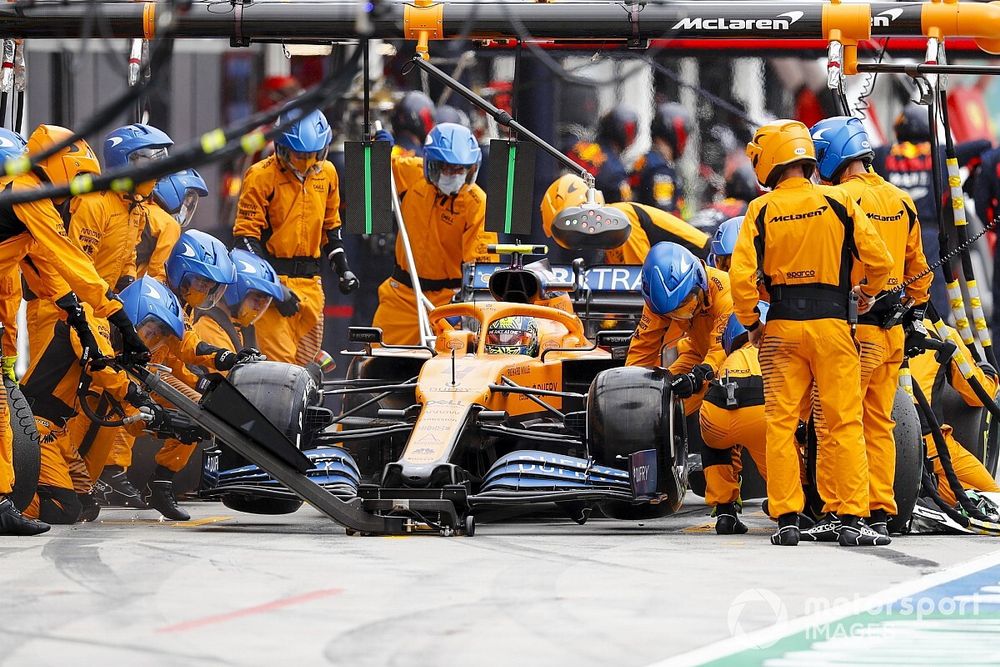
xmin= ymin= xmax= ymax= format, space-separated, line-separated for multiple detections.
xmin=235 ymin=347 xmax=266 ymax=364
xmin=690 ymin=364 xmax=714 ymax=390
xmin=55 ymin=293 xmax=101 ymax=366
xmin=669 ymin=372 xmax=697 ymax=399
xmin=235 ymin=236 xmax=268 ymax=258
xmin=125 ymin=383 xmax=155 ymax=411
xmin=214 ymin=347 xmax=264 ymax=372
xmin=163 ymin=410 xmax=210 ymax=444
xmin=107 ymin=308 xmax=151 ymax=364
xmin=275 ymin=286 xmax=301 ymax=318
xmin=338 ymin=270 xmax=359 ymax=295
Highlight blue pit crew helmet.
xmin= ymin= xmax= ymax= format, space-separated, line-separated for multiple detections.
xmin=423 ymin=122 xmax=481 ymax=196
xmin=103 ymin=123 xmax=173 ymax=170
xmin=809 ymin=116 xmax=874 ymax=183
xmin=119 ymin=276 xmax=185 ymax=352
xmin=640 ymin=242 xmax=708 ymax=319
xmin=275 ymin=108 xmax=332 ymax=178
xmin=708 ymin=216 xmax=744 ymax=269
xmin=723 ymin=301 xmax=770 ymax=355
xmin=0 ymin=128 xmax=27 ymax=162
xmin=166 ymin=229 xmax=236 ymax=311
xmin=153 ymin=169 xmax=208 ymax=227
xmin=225 ymin=249 xmax=284 ymax=327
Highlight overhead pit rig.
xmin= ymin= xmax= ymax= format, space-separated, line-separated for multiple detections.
xmin=4 ymin=0 xmax=1000 ymax=536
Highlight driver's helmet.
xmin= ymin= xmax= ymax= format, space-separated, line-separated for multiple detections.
xmin=485 ymin=316 xmax=539 ymax=356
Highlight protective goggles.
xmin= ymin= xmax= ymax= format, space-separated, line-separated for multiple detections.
xmin=234 ymin=289 xmax=273 ymax=327
xmin=128 ymin=146 xmax=169 ymax=167
xmin=136 ymin=315 xmax=175 ymax=352
xmin=178 ymin=275 xmax=228 ymax=310
xmin=667 ymin=287 xmax=704 ymax=321
xmin=175 ymin=189 xmax=201 ymax=227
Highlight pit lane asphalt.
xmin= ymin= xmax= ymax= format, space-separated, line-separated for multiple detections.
xmin=2 ymin=494 xmax=998 ymax=667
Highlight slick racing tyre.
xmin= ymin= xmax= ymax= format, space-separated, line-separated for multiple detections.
xmin=940 ymin=382 xmax=1000 ymax=478
xmin=587 ymin=367 xmax=685 ymax=519
xmin=222 ymin=494 xmax=304 ymax=515
xmin=7 ymin=377 xmax=39 ymax=512
xmin=890 ymin=387 xmax=923 ymax=534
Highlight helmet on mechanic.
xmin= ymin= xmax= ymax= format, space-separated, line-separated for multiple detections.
xmin=103 ymin=123 xmax=173 ymax=197
xmin=225 ymin=249 xmax=284 ymax=327
xmin=435 ymin=105 xmax=470 ymax=129
xmin=153 ymin=168 xmax=208 ymax=226
xmin=745 ymin=119 xmax=816 ymax=189
xmin=274 ymin=108 xmax=332 ymax=180
xmin=392 ymin=90 xmax=437 ymax=142
xmin=118 ymin=276 xmax=185 ymax=352
xmin=485 ymin=316 xmax=539 ymax=356
xmin=0 ymin=128 xmax=26 ymax=163
xmin=597 ymin=105 xmax=639 ymax=152
xmin=423 ymin=123 xmax=481 ymax=196
xmin=641 ymin=242 xmax=708 ymax=320
xmin=722 ymin=301 xmax=770 ymax=355
xmin=810 ymin=116 xmax=874 ymax=183
xmin=707 ymin=216 xmax=743 ymax=271
xmin=894 ymin=103 xmax=931 ymax=144
xmin=651 ymin=102 xmax=691 ymax=158
xmin=27 ymin=124 xmax=101 ymax=185
xmin=166 ymin=229 xmax=237 ymax=310
xmin=539 ymin=174 xmax=605 ymax=239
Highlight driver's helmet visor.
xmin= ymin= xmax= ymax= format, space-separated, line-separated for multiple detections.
xmin=136 ymin=315 xmax=174 ymax=352
xmin=667 ymin=287 xmax=704 ymax=321
xmin=486 ymin=327 xmax=534 ymax=354
xmin=179 ymin=275 xmax=228 ymax=310
xmin=235 ymin=289 xmax=273 ymax=327
xmin=176 ymin=189 xmax=201 ymax=227
xmin=128 ymin=146 xmax=169 ymax=167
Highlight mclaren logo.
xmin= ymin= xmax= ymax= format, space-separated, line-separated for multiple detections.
xmin=671 ymin=11 xmax=803 ymax=31
xmin=872 ymin=8 xmax=903 ymax=28
xmin=769 ymin=206 xmax=828 ymax=223
xmin=869 ymin=210 xmax=905 ymax=222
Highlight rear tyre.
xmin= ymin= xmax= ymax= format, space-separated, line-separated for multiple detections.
xmin=890 ymin=387 xmax=923 ymax=534
xmin=7 ymin=378 xmax=39 ymax=512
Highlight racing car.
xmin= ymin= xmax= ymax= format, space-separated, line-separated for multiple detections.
xmin=204 ymin=246 xmax=689 ymax=534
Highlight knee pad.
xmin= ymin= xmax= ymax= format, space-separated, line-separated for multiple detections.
xmin=36 ymin=485 xmax=82 ymax=524
xmin=702 ymin=443 xmax=735 ymax=468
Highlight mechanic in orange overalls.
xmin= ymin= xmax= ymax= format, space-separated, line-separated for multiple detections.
xmin=807 ymin=116 xmax=932 ymax=541
xmin=370 ymin=123 xmax=497 ymax=344
xmin=730 ymin=119 xmax=893 ymax=547
xmin=234 ymin=108 xmax=357 ymax=365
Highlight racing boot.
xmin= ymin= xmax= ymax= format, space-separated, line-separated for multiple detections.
xmin=95 ymin=466 xmax=148 ymax=509
xmin=838 ymin=515 xmax=891 ymax=547
xmin=142 ymin=466 xmax=190 ymax=521
xmin=868 ymin=509 xmax=890 ymax=537
xmin=714 ymin=502 xmax=748 ymax=535
xmin=770 ymin=513 xmax=799 ymax=546
xmin=0 ymin=496 xmax=50 ymax=535
xmin=799 ymin=513 xmax=841 ymax=542
xmin=76 ymin=491 xmax=101 ymax=522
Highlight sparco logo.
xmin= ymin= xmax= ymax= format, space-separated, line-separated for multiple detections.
xmin=671 ymin=11 xmax=803 ymax=31
xmin=787 ymin=270 xmax=816 ymax=279
xmin=769 ymin=206 xmax=828 ymax=223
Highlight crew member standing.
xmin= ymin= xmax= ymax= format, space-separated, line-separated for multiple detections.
xmin=807 ymin=116 xmax=932 ymax=540
xmin=234 ymin=108 xmax=358 ymax=365
xmin=730 ymin=119 xmax=894 ymax=547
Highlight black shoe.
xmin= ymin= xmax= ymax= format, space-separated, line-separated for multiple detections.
xmin=839 ymin=516 xmax=891 ymax=547
xmin=0 ymin=497 xmax=50 ymax=536
xmin=142 ymin=467 xmax=190 ymax=521
xmin=95 ymin=467 xmax=148 ymax=509
xmin=869 ymin=509 xmax=891 ymax=537
xmin=714 ymin=503 xmax=748 ymax=535
xmin=77 ymin=492 xmax=101 ymax=522
xmin=770 ymin=513 xmax=799 ymax=546
xmin=800 ymin=513 xmax=842 ymax=542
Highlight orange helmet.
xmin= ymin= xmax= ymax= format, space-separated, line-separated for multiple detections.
xmin=27 ymin=124 xmax=101 ymax=186
xmin=539 ymin=174 xmax=605 ymax=238
xmin=745 ymin=119 xmax=816 ymax=188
